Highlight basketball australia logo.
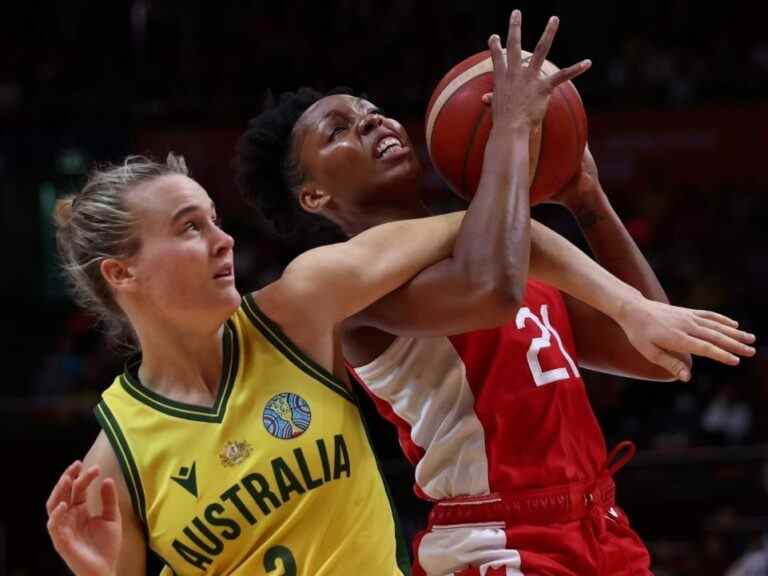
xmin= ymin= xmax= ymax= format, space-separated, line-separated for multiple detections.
xmin=263 ymin=392 xmax=311 ymax=439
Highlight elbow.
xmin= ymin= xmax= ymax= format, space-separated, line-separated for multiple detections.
xmin=458 ymin=260 xmax=527 ymax=321
xmin=494 ymin=265 xmax=528 ymax=310
xmin=472 ymin=280 xmax=525 ymax=323
xmin=494 ymin=280 xmax=526 ymax=311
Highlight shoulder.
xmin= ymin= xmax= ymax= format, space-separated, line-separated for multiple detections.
xmin=82 ymin=431 xmax=134 ymax=517
xmin=250 ymin=237 xmax=362 ymax=321
xmin=83 ymin=430 xmax=122 ymax=476
xmin=247 ymin=284 xmax=328 ymax=344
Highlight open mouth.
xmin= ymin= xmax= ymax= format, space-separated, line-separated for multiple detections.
xmin=213 ymin=265 xmax=233 ymax=279
xmin=374 ymin=135 xmax=406 ymax=159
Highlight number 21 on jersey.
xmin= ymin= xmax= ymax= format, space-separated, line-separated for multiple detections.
xmin=516 ymin=304 xmax=580 ymax=387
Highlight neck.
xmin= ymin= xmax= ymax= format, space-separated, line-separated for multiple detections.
xmin=334 ymin=195 xmax=431 ymax=237
xmin=129 ymin=309 xmax=226 ymax=405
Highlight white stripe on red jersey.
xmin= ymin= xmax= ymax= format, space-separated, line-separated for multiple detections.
xmin=353 ymin=280 xmax=607 ymax=500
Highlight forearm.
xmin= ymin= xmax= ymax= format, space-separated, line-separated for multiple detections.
xmin=529 ymin=220 xmax=643 ymax=319
xmin=452 ymin=124 xmax=532 ymax=302
xmin=354 ymin=209 xmax=463 ymax=282
xmin=346 ymin=127 xmax=533 ymax=336
xmin=321 ymin=211 xmax=466 ymax=320
xmin=568 ymin=186 xmax=668 ymax=303
xmin=262 ymin=211 xmax=465 ymax=334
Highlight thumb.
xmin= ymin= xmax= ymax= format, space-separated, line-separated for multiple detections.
xmin=481 ymin=92 xmax=493 ymax=106
xmin=651 ymin=346 xmax=691 ymax=382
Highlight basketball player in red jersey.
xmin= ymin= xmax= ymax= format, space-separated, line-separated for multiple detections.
xmin=238 ymin=10 xmax=755 ymax=575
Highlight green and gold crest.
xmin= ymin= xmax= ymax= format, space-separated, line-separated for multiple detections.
xmin=219 ymin=440 xmax=253 ymax=467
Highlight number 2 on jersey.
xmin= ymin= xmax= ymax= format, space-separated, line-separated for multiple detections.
xmin=516 ymin=304 xmax=580 ymax=386
xmin=264 ymin=545 xmax=296 ymax=576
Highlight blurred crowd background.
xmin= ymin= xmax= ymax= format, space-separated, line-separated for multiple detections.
xmin=2 ymin=2 xmax=768 ymax=575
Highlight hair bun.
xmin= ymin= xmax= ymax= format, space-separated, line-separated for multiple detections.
xmin=53 ymin=195 xmax=75 ymax=229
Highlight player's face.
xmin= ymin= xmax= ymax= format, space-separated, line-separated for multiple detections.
xmin=121 ymin=175 xmax=240 ymax=327
xmin=295 ymin=95 xmax=422 ymax=209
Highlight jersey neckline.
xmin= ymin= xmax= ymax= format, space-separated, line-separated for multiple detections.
xmin=118 ymin=319 xmax=239 ymax=422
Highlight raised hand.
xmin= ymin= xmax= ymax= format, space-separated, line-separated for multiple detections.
xmin=616 ymin=299 xmax=756 ymax=381
xmin=46 ymin=461 xmax=122 ymax=576
xmin=482 ymin=10 xmax=591 ymax=130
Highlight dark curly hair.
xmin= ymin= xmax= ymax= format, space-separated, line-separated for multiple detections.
xmin=237 ymin=87 xmax=352 ymax=240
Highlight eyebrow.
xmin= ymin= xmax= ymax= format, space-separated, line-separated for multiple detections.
xmin=318 ymin=99 xmax=376 ymax=125
xmin=319 ymin=109 xmax=349 ymax=126
xmin=358 ymin=99 xmax=381 ymax=114
xmin=170 ymin=202 xmax=216 ymax=225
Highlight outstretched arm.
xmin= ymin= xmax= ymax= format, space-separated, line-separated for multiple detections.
xmin=254 ymin=211 xmax=464 ymax=371
xmin=545 ymin=147 xmax=755 ymax=380
xmin=349 ymin=11 xmax=591 ymax=336
xmin=258 ymin=210 xmax=463 ymax=325
xmin=529 ymin=222 xmax=756 ymax=380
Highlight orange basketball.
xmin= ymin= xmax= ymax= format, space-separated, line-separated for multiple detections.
xmin=426 ymin=49 xmax=588 ymax=204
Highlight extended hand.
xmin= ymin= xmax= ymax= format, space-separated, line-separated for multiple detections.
xmin=617 ymin=299 xmax=756 ymax=381
xmin=482 ymin=10 xmax=591 ymax=130
xmin=46 ymin=461 xmax=122 ymax=576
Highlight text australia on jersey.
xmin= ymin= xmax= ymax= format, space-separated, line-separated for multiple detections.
xmin=172 ymin=434 xmax=351 ymax=570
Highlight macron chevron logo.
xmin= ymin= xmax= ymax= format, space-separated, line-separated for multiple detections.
xmin=171 ymin=462 xmax=198 ymax=498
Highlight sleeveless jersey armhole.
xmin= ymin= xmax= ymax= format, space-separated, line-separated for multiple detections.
xmin=241 ymin=294 xmax=356 ymax=404
xmin=94 ymin=401 xmax=148 ymax=535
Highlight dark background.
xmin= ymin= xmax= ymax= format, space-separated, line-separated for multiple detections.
xmin=2 ymin=1 xmax=768 ymax=575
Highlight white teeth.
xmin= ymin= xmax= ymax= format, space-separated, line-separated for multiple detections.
xmin=376 ymin=136 xmax=403 ymax=158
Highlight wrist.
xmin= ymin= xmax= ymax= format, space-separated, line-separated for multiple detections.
xmin=613 ymin=288 xmax=646 ymax=324
xmin=490 ymin=121 xmax=532 ymax=138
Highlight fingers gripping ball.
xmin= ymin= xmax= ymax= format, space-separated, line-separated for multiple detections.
xmin=426 ymin=49 xmax=588 ymax=204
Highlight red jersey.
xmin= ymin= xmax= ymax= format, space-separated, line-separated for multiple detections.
xmin=352 ymin=279 xmax=607 ymax=500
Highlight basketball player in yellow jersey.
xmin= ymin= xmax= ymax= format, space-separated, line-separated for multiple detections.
xmin=44 ymin=155 xmax=465 ymax=576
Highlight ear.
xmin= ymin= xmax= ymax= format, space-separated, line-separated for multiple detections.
xmin=100 ymin=258 xmax=137 ymax=293
xmin=298 ymin=184 xmax=332 ymax=214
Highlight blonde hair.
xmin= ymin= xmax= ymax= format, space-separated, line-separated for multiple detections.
xmin=54 ymin=153 xmax=189 ymax=348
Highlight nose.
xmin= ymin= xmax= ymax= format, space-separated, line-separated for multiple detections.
xmin=213 ymin=224 xmax=235 ymax=256
xmin=357 ymin=112 xmax=383 ymax=136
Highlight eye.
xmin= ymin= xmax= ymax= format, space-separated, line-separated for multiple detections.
xmin=329 ymin=125 xmax=346 ymax=141
xmin=370 ymin=107 xmax=386 ymax=117
xmin=184 ymin=221 xmax=200 ymax=232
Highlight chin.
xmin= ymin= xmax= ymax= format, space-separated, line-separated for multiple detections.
xmin=225 ymin=289 xmax=242 ymax=312
xmin=212 ymin=287 xmax=241 ymax=317
xmin=378 ymin=157 xmax=422 ymax=188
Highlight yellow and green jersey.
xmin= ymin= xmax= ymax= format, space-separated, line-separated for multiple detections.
xmin=96 ymin=294 xmax=409 ymax=575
